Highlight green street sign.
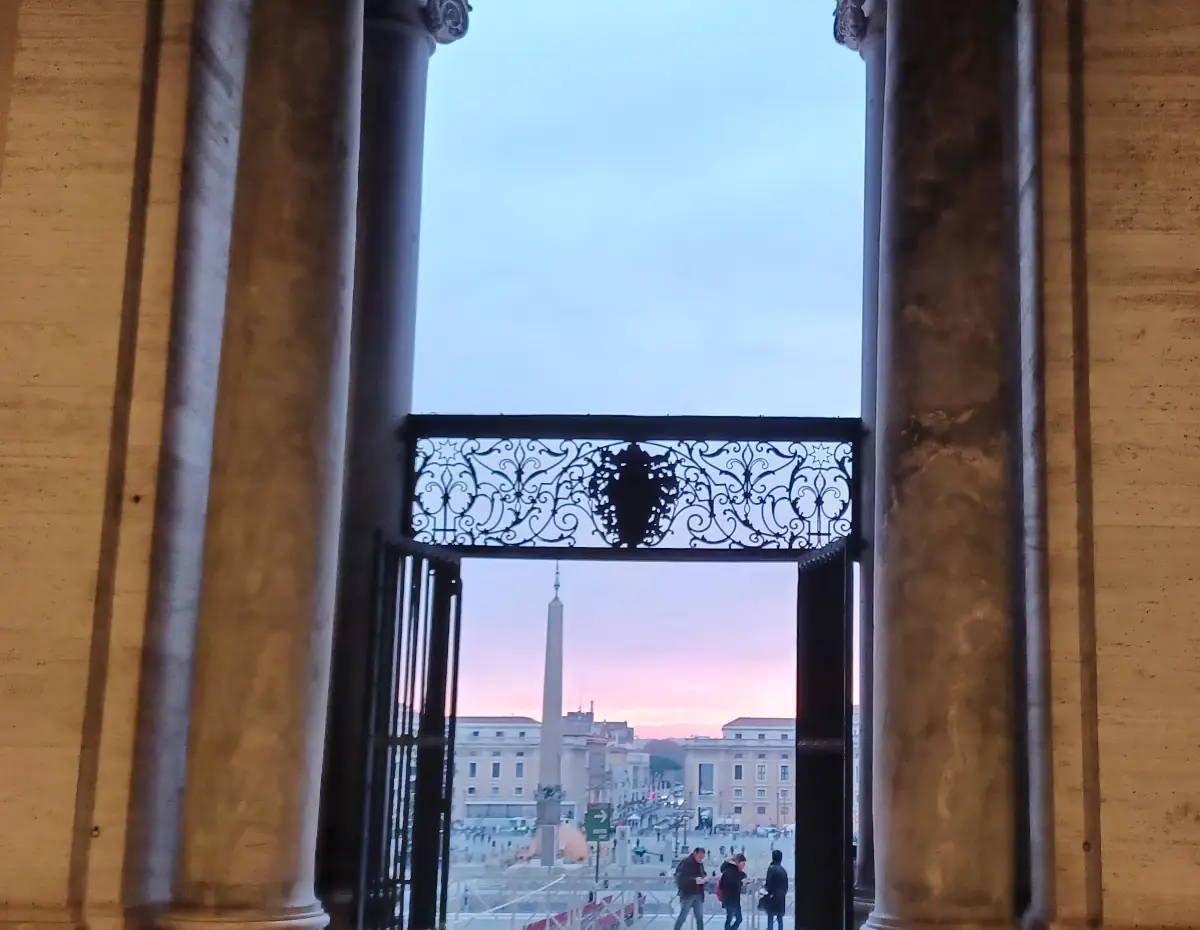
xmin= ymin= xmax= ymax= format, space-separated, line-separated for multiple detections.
xmin=585 ymin=803 xmax=613 ymax=842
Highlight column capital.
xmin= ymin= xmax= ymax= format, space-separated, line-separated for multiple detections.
xmin=366 ymin=0 xmax=470 ymax=44
xmin=834 ymin=0 xmax=885 ymax=53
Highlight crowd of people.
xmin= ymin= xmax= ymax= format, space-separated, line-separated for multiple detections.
xmin=672 ymin=847 xmax=788 ymax=930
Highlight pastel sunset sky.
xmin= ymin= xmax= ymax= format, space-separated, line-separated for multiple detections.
xmin=411 ymin=3 xmax=864 ymax=737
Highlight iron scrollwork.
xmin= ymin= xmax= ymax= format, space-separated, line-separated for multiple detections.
xmin=408 ymin=431 xmax=853 ymax=554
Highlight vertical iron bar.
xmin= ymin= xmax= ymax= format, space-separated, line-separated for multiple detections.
xmin=357 ymin=533 xmax=389 ymax=930
xmin=437 ymin=571 xmax=463 ymax=929
xmin=395 ymin=557 xmax=425 ymax=928
xmin=843 ymin=551 xmax=856 ymax=928
xmin=385 ymin=548 xmax=408 ymax=930
xmin=409 ymin=561 xmax=455 ymax=930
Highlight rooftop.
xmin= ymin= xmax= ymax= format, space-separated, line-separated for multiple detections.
xmin=458 ymin=715 xmax=539 ymax=725
xmin=722 ymin=717 xmax=794 ymax=729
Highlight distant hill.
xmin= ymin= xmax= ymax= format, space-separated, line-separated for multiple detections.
xmin=635 ymin=723 xmax=721 ymax=740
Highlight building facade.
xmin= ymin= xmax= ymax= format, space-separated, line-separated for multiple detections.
xmin=683 ymin=718 xmax=796 ymax=830
xmin=452 ymin=715 xmax=651 ymax=825
xmin=683 ymin=714 xmax=861 ymax=831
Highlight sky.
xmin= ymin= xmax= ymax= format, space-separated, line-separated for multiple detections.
xmin=412 ymin=3 xmax=865 ymax=737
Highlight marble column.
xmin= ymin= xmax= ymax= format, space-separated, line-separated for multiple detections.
xmin=317 ymin=0 xmax=468 ymax=919
xmin=157 ymin=3 xmax=361 ymax=930
xmin=865 ymin=0 xmax=1018 ymax=928
xmin=834 ymin=0 xmax=887 ymax=922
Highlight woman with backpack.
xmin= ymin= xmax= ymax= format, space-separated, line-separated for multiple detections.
xmin=716 ymin=853 xmax=748 ymax=930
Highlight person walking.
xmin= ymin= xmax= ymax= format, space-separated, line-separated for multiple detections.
xmin=717 ymin=853 xmax=748 ymax=930
xmin=673 ymin=847 xmax=708 ymax=930
xmin=762 ymin=849 xmax=788 ymax=930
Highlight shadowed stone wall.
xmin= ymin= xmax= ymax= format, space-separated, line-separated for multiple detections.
xmin=1035 ymin=1 xmax=1200 ymax=927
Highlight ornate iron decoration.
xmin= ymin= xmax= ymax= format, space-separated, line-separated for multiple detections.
xmin=405 ymin=416 xmax=857 ymax=558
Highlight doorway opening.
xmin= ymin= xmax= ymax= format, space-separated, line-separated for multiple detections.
xmin=354 ymin=414 xmax=860 ymax=930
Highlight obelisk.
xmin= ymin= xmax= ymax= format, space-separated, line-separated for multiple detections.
xmin=537 ymin=565 xmax=565 ymax=867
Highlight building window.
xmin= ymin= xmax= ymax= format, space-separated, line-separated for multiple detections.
xmin=518 ymin=731 xmax=526 ymax=738
xmin=516 ymin=751 xmax=525 ymax=757
xmin=491 ymin=786 xmax=500 ymax=795
xmin=515 ymin=762 xmax=525 ymax=778
xmin=734 ymin=733 xmax=743 ymax=740
xmin=756 ymin=788 xmax=766 ymax=799
xmin=468 ymin=762 xmax=477 ymax=778
xmin=733 ymin=805 xmax=743 ymax=814
xmin=733 ymin=764 xmax=744 ymax=781
xmin=780 ymin=763 xmax=790 ymax=782
xmin=515 ymin=786 xmax=524 ymax=795
xmin=780 ymin=733 xmax=789 ymax=740
xmin=733 ymin=788 xmax=743 ymax=799
xmin=757 ymin=806 xmax=766 ymax=815
xmin=496 ymin=731 xmax=504 ymax=738
xmin=779 ymin=789 xmax=789 ymax=800
xmin=471 ymin=731 xmax=480 ymax=738
xmin=757 ymin=753 xmax=766 ymax=760
xmin=491 ymin=762 xmax=501 ymax=779
xmin=492 ymin=750 xmax=501 ymax=756
xmin=733 ymin=753 xmax=743 ymax=760
xmin=780 ymin=805 xmax=790 ymax=817
xmin=757 ymin=733 xmax=765 ymax=740
xmin=698 ymin=763 xmax=715 ymax=796
xmin=467 ymin=786 xmax=476 ymax=795
xmin=756 ymin=763 xmax=767 ymax=782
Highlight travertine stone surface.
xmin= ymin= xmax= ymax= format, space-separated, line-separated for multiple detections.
xmin=1035 ymin=1 xmax=1200 ymax=927
xmin=0 ymin=1 xmax=194 ymax=925
xmin=867 ymin=0 xmax=1017 ymax=927
xmin=158 ymin=2 xmax=361 ymax=928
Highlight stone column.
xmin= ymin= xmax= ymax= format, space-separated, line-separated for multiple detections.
xmin=834 ymin=0 xmax=887 ymax=922
xmin=866 ymin=0 xmax=1017 ymax=928
xmin=157 ymin=3 xmax=361 ymax=930
xmin=317 ymin=0 xmax=469 ymax=921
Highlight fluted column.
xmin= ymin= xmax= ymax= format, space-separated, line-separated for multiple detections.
xmin=866 ymin=0 xmax=1018 ymax=928
xmin=834 ymin=1 xmax=886 ymax=922
xmin=157 ymin=4 xmax=361 ymax=930
xmin=317 ymin=0 xmax=469 ymax=921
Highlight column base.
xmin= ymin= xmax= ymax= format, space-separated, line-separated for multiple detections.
xmin=158 ymin=905 xmax=329 ymax=930
xmin=865 ymin=913 xmax=1016 ymax=930
xmin=854 ymin=890 xmax=876 ymax=929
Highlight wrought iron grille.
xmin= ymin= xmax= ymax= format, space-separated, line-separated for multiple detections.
xmin=358 ymin=537 xmax=463 ymax=930
xmin=402 ymin=414 xmax=860 ymax=559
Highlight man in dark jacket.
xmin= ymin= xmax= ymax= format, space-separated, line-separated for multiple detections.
xmin=717 ymin=853 xmax=748 ymax=930
xmin=763 ymin=849 xmax=788 ymax=930
xmin=673 ymin=847 xmax=708 ymax=930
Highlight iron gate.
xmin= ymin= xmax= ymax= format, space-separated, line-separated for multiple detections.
xmin=794 ymin=541 xmax=854 ymax=929
xmin=358 ymin=536 xmax=463 ymax=930
xmin=357 ymin=413 xmax=861 ymax=930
